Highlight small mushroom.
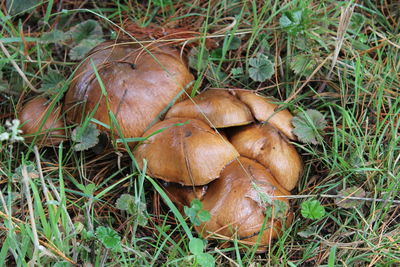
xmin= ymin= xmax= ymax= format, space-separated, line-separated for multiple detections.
xmin=134 ymin=118 xmax=239 ymax=185
xmin=228 ymin=123 xmax=302 ymax=191
xmin=165 ymin=90 xmax=254 ymax=128
xmin=234 ymin=90 xmax=296 ymax=140
xmin=195 ymin=157 xmax=291 ymax=247
xmin=64 ymin=41 xmax=194 ymax=139
xmin=18 ymin=97 xmax=65 ymax=145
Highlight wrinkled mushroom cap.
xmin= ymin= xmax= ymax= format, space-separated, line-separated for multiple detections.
xmin=64 ymin=41 xmax=194 ymax=138
xmin=134 ymin=118 xmax=239 ymax=185
xmin=195 ymin=157 xmax=291 ymax=247
xmin=228 ymin=123 xmax=302 ymax=191
xmin=234 ymin=90 xmax=296 ymax=140
xmin=18 ymin=97 xmax=65 ymax=145
xmin=165 ymin=90 xmax=254 ymax=128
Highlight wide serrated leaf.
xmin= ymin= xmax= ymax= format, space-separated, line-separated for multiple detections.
xmin=301 ymin=199 xmax=325 ymax=220
xmin=6 ymin=0 xmax=38 ymax=16
xmin=68 ymin=20 xmax=103 ymax=44
xmin=71 ymin=124 xmax=100 ymax=151
xmin=230 ymin=67 xmax=243 ymax=76
xmin=292 ymin=109 xmax=327 ymax=144
xmin=335 ymin=187 xmax=366 ymax=209
xmin=40 ymin=71 xmax=66 ymax=94
xmin=41 ymin=30 xmax=68 ymax=43
xmin=280 ymin=9 xmax=309 ymax=35
xmin=96 ymin=226 xmax=121 ymax=250
xmin=248 ymin=54 xmax=274 ymax=82
xmin=116 ymin=194 xmax=135 ymax=211
xmin=290 ymin=54 xmax=316 ymax=77
xmin=69 ymin=38 xmax=104 ymax=60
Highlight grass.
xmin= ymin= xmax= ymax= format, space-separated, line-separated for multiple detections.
xmin=0 ymin=0 xmax=399 ymax=266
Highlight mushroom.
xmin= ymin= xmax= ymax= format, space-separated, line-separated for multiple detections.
xmin=234 ymin=90 xmax=296 ymax=140
xmin=165 ymin=90 xmax=254 ymax=128
xmin=164 ymin=157 xmax=292 ymax=247
xmin=134 ymin=117 xmax=239 ymax=185
xmin=64 ymin=41 xmax=194 ymax=139
xmin=228 ymin=123 xmax=302 ymax=191
xmin=18 ymin=97 xmax=65 ymax=145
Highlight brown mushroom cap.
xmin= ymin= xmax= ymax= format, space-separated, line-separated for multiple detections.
xmin=195 ymin=157 xmax=291 ymax=247
xmin=64 ymin=41 xmax=194 ymax=138
xmin=228 ymin=123 xmax=302 ymax=191
xmin=134 ymin=118 xmax=239 ymax=185
xmin=234 ymin=90 xmax=296 ymax=140
xmin=165 ymin=90 xmax=254 ymax=128
xmin=18 ymin=97 xmax=65 ymax=145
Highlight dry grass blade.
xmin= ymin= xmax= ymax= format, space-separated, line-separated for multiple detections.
xmin=318 ymin=4 xmax=355 ymax=92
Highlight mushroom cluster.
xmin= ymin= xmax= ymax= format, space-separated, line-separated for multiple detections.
xmin=28 ymin=40 xmax=302 ymax=249
xmin=134 ymin=89 xmax=302 ymax=248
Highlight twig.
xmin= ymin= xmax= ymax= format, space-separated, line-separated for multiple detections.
xmin=0 ymin=42 xmax=40 ymax=93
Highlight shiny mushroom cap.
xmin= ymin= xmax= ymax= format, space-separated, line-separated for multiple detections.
xmin=195 ymin=157 xmax=291 ymax=247
xmin=18 ymin=97 xmax=65 ymax=146
xmin=64 ymin=41 xmax=194 ymax=139
xmin=134 ymin=118 xmax=239 ymax=185
xmin=234 ymin=90 xmax=296 ymax=140
xmin=228 ymin=123 xmax=302 ymax=191
xmin=165 ymin=90 xmax=254 ymax=128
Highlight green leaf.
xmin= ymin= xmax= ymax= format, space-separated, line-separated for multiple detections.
xmin=290 ymin=54 xmax=317 ymax=77
xmin=40 ymin=71 xmax=66 ymax=94
xmin=71 ymin=123 xmax=100 ymax=151
xmin=227 ymin=36 xmax=241 ymax=50
xmin=191 ymin=199 xmax=203 ymax=211
xmin=188 ymin=47 xmax=209 ymax=71
xmin=41 ymin=30 xmax=68 ymax=43
xmin=206 ymin=63 xmax=227 ymax=82
xmin=96 ymin=226 xmax=121 ymax=250
xmin=292 ymin=109 xmax=327 ymax=144
xmin=184 ymin=199 xmax=210 ymax=226
xmin=197 ymin=210 xmax=211 ymax=222
xmin=197 ymin=253 xmax=215 ymax=267
xmin=301 ymin=199 xmax=325 ymax=220
xmin=69 ymin=38 xmax=104 ymax=60
xmin=248 ymin=53 xmax=274 ymax=82
xmin=189 ymin=238 xmax=204 ymax=255
xmin=115 ymin=194 xmax=135 ymax=211
xmin=68 ymin=20 xmax=103 ymax=44
xmin=280 ymin=9 xmax=309 ymax=35
xmin=230 ymin=67 xmax=243 ymax=76
xmin=210 ymin=48 xmax=223 ymax=60
xmin=6 ymin=0 xmax=39 ymax=16
xmin=115 ymin=194 xmax=148 ymax=226
xmin=335 ymin=187 xmax=366 ymax=209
